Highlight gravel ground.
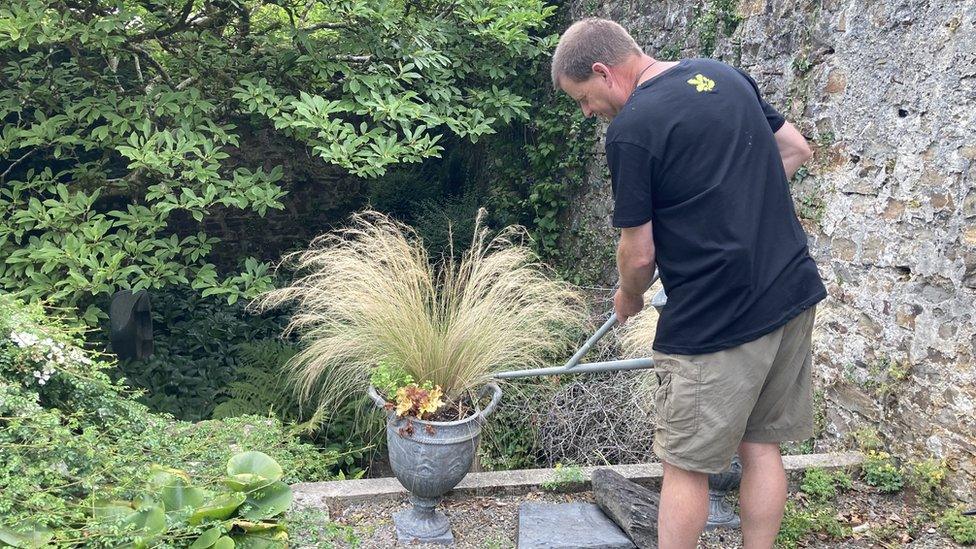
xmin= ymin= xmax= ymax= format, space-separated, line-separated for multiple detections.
xmin=293 ymin=483 xmax=965 ymax=548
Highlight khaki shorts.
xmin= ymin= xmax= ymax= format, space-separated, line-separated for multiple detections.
xmin=651 ymin=306 xmax=816 ymax=474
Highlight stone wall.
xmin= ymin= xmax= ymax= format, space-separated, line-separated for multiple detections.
xmin=563 ymin=0 xmax=976 ymax=499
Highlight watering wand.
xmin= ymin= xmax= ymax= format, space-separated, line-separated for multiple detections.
xmin=495 ymin=272 xmax=663 ymax=380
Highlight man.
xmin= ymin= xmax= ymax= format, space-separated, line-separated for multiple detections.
xmin=551 ymin=18 xmax=827 ymax=549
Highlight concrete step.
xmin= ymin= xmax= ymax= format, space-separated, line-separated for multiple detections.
xmin=292 ymin=451 xmax=864 ymax=507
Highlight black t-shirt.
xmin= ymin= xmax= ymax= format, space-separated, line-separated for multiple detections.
xmin=607 ymin=58 xmax=826 ymax=354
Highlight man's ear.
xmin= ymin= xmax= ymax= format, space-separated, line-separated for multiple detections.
xmin=591 ymin=62 xmax=612 ymax=83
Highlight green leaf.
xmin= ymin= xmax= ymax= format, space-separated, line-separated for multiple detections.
xmin=227 ymin=451 xmax=283 ymax=483
xmin=230 ymin=532 xmax=287 ymax=549
xmin=213 ymin=537 xmax=236 ymax=549
xmin=162 ymin=482 xmax=210 ymax=512
xmin=188 ymin=493 xmax=247 ymax=525
xmin=222 ymin=473 xmax=274 ymax=492
xmin=92 ymin=499 xmax=136 ymax=518
xmin=123 ymin=504 xmax=166 ymax=537
xmin=241 ymin=481 xmax=292 ymax=520
xmin=0 ymin=525 xmax=53 ymax=548
xmin=190 ymin=526 xmax=224 ymax=549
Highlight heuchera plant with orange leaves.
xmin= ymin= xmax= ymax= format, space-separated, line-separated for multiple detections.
xmin=393 ymin=384 xmax=445 ymax=420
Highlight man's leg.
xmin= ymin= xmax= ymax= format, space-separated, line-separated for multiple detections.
xmin=737 ymin=441 xmax=787 ymax=549
xmin=658 ymin=461 xmax=709 ymax=549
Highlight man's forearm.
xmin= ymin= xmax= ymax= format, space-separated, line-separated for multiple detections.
xmin=617 ymin=243 xmax=655 ymax=296
xmin=774 ymin=122 xmax=813 ymax=181
xmin=782 ymin=151 xmax=808 ymax=180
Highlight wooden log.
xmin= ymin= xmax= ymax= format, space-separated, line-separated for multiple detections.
xmin=592 ymin=468 xmax=660 ymax=549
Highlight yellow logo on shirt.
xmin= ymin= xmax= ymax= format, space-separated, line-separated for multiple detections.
xmin=687 ymin=74 xmax=715 ymax=92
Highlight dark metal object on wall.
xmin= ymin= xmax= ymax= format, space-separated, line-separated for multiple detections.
xmin=110 ymin=290 xmax=154 ymax=360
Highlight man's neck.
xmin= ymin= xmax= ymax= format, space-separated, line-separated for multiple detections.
xmin=623 ymin=54 xmax=658 ymax=93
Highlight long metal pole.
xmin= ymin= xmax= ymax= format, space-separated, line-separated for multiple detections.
xmin=494 ymin=357 xmax=657 ymax=379
xmin=494 ymin=272 xmax=661 ymax=380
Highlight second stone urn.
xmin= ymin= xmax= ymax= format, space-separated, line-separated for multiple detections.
xmin=368 ymin=383 xmax=502 ymax=545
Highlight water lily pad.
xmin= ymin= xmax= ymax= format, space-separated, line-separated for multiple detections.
xmin=226 ymin=452 xmax=282 ymax=483
xmin=189 ymin=526 xmax=224 ymax=549
xmin=0 ymin=525 xmax=53 ymax=548
xmin=122 ymin=504 xmax=166 ymax=537
xmin=162 ymin=483 xmax=210 ymax=512
xmin=150 ymin=466 xmax=191 ymax=485
xmin=241 ymin=481 xmax=292 ymax=521
xmin=188 ymin=493 xmax=247 ymax=525
xmin=222 ymin=473 xmax=274 ymax=492
xmin=230 ymin=531 xmax=287 ymax=549
xmin=92 ymin=500 xmax=136 ymax=518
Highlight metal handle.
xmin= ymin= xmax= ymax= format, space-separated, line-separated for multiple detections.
xmin=562 ymin=270 xmax=660 ymax=371
xmin=477 ymin=382 xmax=502 ymax=421
xmin=561 ymin=314 xmax=619 ymax=370
xmin=368 ymin=383 xmax=502 ymax=422
xmin=367 ymin=385 xmax=388 ymax=410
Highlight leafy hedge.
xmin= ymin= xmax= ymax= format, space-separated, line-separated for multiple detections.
xmin=110 ymin=285 xmax=289 ymax=420
xmin=0 ymin=0 xmax=557 ymax=319
xmin=0 ymin=294 xmax=336 ymax=546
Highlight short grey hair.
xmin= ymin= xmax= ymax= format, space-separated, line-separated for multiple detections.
xmin=550 ymin=18 xmax=643 ymax=88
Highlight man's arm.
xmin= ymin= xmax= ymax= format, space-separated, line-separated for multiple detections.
xmin=614 ymin=220 xmax=655 ymax=324
xmin=774 ymin=122 xmax=813 ymax=180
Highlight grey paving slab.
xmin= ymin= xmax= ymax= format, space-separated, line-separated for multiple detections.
xmin=517 ymin=502 xmax=635 ymax=549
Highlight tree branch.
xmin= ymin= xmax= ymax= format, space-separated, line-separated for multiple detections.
xmin=126 ymin=45 xmax=173 ymax=87
xmin=1 ymin=149 xmax=38 ymax=183
xmin=300 ymin=21 xmax=350 ymax=32
xmin=132 ymin=53 xmax=143 ymax=82
xmin=129 ymin=0 xmax=196 ymax=43
xmin=336 ymin=54 xmax=372 ymax=63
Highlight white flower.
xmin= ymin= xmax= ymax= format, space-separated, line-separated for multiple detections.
xmin=10 ymin=332 xmax=39 ymax=348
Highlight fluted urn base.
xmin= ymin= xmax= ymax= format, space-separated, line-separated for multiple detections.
xmin=394 ymin=495 xmax=454 ymax=545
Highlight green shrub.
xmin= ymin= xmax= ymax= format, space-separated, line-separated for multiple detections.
xmin=799 ymin=468 xmax=853 ymax=502
xmin=800 ymin=468 xmax=836 ymax=501
xmin=216 ymin=339 xmax=381 ymax=479
xmin=0 ymin=0 xmax=556 ymax=316
xmin=833 ymin=470 xmax=854 ymax=491
xmin=906 ymin=458 xmax=949 ymax=504
xmin=479 ymin=377 xmax=564 ymax=471
xmin=940 ymin=508 xmax=976 ymax=545
xmin=849 ymin=427 xmax=884 ymax=451
xmin=288 ymin=508 xmax=361 ymax=548
xmin=112 ymin=285 xmax=288 ymax=420
xmin=541 ymin=463 xmax=587 ymax=493
xmin=862 ymin=451 xmax=904 ymax=493
xmin=0 ymin=294 xmax=336 ymax=545
xmin=776 ymin=501 xmax=848 ymax=548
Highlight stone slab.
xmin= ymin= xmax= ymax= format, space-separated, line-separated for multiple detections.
xmin=517 ymin=502 xmax=635 ymax=549
xmin=292 ymin=452 xmax=865 ymax=507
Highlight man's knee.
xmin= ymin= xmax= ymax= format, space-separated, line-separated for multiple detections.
xmin=663 ymin=461 xmax=710 ymax=485
xmin=738 ymin=441 xmax=781 ymax=460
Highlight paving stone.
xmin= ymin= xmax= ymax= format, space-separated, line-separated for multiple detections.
xmin=517 ymin=502 xmax=635 ymax=549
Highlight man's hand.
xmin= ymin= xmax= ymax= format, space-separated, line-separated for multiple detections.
xmin=614 ymin=288 xmax=644 ymax=325
xmin=616 ymin=220 xmax=655 ymax=325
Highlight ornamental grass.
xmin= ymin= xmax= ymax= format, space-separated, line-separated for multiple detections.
xmin=253 ymin=210 xmax=589 ymax=415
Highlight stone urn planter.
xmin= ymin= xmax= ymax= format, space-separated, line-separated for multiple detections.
xmin=368 ymin=382 xmax=502 ymax=545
